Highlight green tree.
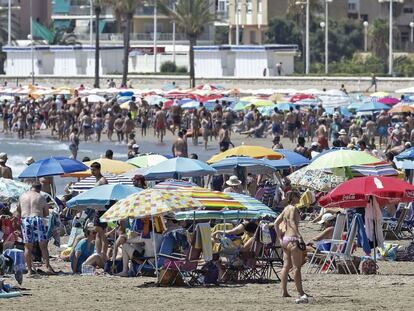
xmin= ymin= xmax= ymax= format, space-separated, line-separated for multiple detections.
xmin=370 ymin=19 xmax=388 ymax=63
xmin=266 ymin=18 xmax=301 ymax=47
xmin=106 ymin=0 xmax=142 ymax=86
xmin=158 ymin=0 xmax=215 ymax=87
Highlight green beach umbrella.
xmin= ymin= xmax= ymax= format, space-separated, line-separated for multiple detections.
xmin=127 ymin=153 xmax=167 ymax=168
xmin=306 ymin=149 xmax=380 ymax=170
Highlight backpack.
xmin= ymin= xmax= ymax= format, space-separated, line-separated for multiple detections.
xmin=200 ymin=261 xmax=219 ymax=285
xmin=361 ymin=257 xmax=377 ymax=275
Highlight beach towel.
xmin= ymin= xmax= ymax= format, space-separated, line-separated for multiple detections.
xmin=365 ymin=198 xmax=384 ymax=247
xmin=195 ymin=223 xmax=212 ymax=261
xmin=355 ymin=214 xmax=372 ymax=255
xmin=3 ymin=249 xmax=25 ymax=272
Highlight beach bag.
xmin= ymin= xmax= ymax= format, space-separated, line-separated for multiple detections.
xmin=361 ymin=258 xmax=377 ymax=275
xmin=200 ymin=261 xmax=219 ymax=285
xmin=260 ymin=223 xmax=272 ymax=245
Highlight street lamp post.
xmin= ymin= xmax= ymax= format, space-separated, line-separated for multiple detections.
xmin=295 ymin=0 xmax=310 ymax=74
xmin=235 ymin=0 xmax=240 ymax=45
xmin=320 ymin=21 xmax=326 ymax=74
xmin=379 ymin=0 xmax=404 ymax=75
xmin=29 ymin=0 xmax=34 ymax=84
xmin=172 ymin=0 xmax=176 ymax=63
xmin=323 ymin=0 xmax=332 ymax=75
xmin=153 ymin=1 xmax=157 ymax=72
xmin=410 ymin=21 xmax=414 ymax=43
xmin=363 ymin=21 xmax=369 ymax=52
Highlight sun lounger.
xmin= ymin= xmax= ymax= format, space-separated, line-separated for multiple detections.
xmin=383 ymin=204 xmax=409 ymax=240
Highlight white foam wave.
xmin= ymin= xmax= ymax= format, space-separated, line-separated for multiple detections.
xmin=6 ymin=154 xmax=28 ymax=177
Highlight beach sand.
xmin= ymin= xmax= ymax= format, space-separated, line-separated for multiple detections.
xmin=2 ymin=223 xmax=413 ymax=311
xmin=1 ymin=130 xmax=412 ymax=310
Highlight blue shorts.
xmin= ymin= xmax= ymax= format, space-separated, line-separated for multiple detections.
xmin=21 ymin=216 xmax=48 ymax=244
xmin=378 ymin=126 xmax=388 ymax=137
xmin=272 ymin=124 xmax=281 ymax=134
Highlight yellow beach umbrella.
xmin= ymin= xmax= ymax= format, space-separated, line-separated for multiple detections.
xmin=64 ymin=158 xmax=136 ymax=178
xmin=370 ymin=91 xmax=389 ymax=98
xmin=251 ymin=99 xmax=274 ymax=107
xmin=207 ymin=145 xmax=283 ymax=164
xmin=100 ymin=189 xmax=203 ymax=222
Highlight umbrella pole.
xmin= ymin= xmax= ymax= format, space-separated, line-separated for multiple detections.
xmin=152 ymin=215 xmax=159 ymax=282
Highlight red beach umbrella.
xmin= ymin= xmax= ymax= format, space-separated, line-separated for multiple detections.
xmin=319 ymin=176 xmax=414 ymax=208
xmin=289 ymin=93 xmax=315 ymax=103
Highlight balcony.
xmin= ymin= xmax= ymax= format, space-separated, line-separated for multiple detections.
xmin=74 ymin=32 xmax=212 ymax=42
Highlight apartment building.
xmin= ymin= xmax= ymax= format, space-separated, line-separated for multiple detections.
xmin=51 ymin=0 xmax=214 ymax=45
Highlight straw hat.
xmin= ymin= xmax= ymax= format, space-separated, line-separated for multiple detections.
xmin=0 ymin=153 xmax=8 ymax=163
xmin=226 ymin=175 xmax=242 ymax=186
xmin=338 ymin=129 xmax=347 ymax=135
xmin=318 ymin=213 xmax=336 ymax=224
xmin=25 ymin=157 xmax=35 ymax=166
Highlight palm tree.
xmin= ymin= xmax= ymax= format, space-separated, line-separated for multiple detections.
xmin=94 ymin=1 xmax=104 ymax=88
xmin=105 ymin=0 xmax=142 ymax=86
xmin=0 ymin=8 xmax=19 ymax=74
xmin=157 ymin=0 xmax=215 ymax=88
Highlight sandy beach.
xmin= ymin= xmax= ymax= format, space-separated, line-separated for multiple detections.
xmin=1 ymin=130 xmax=413 ymax=311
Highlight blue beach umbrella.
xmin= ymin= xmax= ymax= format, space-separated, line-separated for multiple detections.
xmin=181 ymin=101 xmax=200 ymax=109
xmin=275 ymin=102 xmax=295 ymax=111
xmin=324 ymin=106 xmax=352 ymax=117
xmin=18 ymin=156 xmax=88 ymax=178
xmin=143 ymin=157 xmax=217 ymax=180
xmin=395 ymin=147 xmax=414 ymax=169
xmin=66 ymin=184 xmax=142 ymax=210
xmin=210 ymin=156 xmax=276 ymax=174
xmin=357 ymin=101 xmax=390 ymax=112
xmin=273 ymin=149 xmax=310 ymax=167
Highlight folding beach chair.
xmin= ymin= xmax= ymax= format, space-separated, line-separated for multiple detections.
xmin=326 ymin=215 xmax=359 ymax=274
xmin=306 ymin=213 xmax=347 ymax=274
xmin=383 ymin=204 xmax=409 ymax=240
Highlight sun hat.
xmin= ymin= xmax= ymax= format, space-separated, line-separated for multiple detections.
xmin=318 ymin=213 xmax=336 ymax=224
xmin=24 ymin=157 xmax=35 ymax=166
xmin=338 ymin=129 xmax=347 ymax=135
xmin=226 ymin=175 xmax=242 ymax=186
xmin=0 ymin=153 xmax=8 ymax=163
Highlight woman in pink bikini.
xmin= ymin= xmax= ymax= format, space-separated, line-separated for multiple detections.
xmin=275 ymin=190 xmax=308 ymax=304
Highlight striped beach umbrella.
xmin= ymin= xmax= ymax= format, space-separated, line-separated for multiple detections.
xmin=70 ymin=174 xmax=133 ymax=193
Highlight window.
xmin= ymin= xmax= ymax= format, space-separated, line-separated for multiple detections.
xmin=361 ymin=14 xmax=368 ymax=22
xmin=348 ymin=3 xmax=356 ymax=11
xmin=247 ymin=0 xmax=252 ymax=13
xmin=401 ymin=31 xmax=409 ymax=42
xmin=218 ymin=0 xmax=227 ymax=12
xmin=258 ymin=0 xmax=262 ymax=13
xmin=404 ymin=7 xmax=414 ymax=14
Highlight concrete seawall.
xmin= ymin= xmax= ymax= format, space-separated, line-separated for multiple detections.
xmin=1 ymin=75 xmax=414 ymax=91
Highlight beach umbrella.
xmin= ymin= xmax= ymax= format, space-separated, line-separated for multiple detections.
xmin=66 ymin=184 xmax=142 ymax=210
xmin=275 ymin=102 xmax=296 ymax=111
xmin=350 ymin=162 xmax=398 ymax=177
xmin=118 ymin=97 xmax=132 ymax=106
xmin=127 ymin=154 xmax=167 ymax=168
xmin=0 ymin=178 xmax=32 ymax=203
xmin=18 ymin=157 xmax=88 ymax=178
xmin=151 ymin=179 xmax=198 ymax=190
xmin=273 ymin=149 xmax=310 ymax=167
xmin=210 ymin=156 xmax=276 ymax=174
xmin=226 ymin=192 xmax=276 ymax=213
xmin=357 ymin=101 xmax=390 ymax=112
xmin=145 ymin=95 xmax=166 ymax=106
xmin=100 ymin=188 xmax=203 ymax=279
xmin=207 ymin=145 xmax=283 ymax=164
xmin=69 ymin=174 xmax=133 ymax=192
xmin=370 ymin=91 xmax=389 ymax=98
xmin=174 ymin=210 xmax=276 ymax=220
xmin=143 ymin=157 xmax=216 ymax=180
xmin=86 ymin=94 xmax=106 ymax=103
xmin=181 ymin=100 xmax=200 ymax=109
xmin=395 ymin=147 xmax=414 ymax=169
xmin=100 ymin=189 xmax=203 ymax=222
xmin=290 ymin=93 xmax=315 ymax=103
xmin=378 ymin=97 xmax=400 ymax=105
xmin=319 ymin=176 xmax=414 ymax=208
xmin=306 ymin=150 xmax=380 ymax=170
xmin=251 ymin=99 xmax=274 ymax=107
xmin=324 ymin=106 xmax=352 ymax=117
xmin=388 ymin=104 xmax=414 ymax=114
xmin=64 ymin=158 xmax=136 ymax=178
xmin=347 ymin=101 xmax=364 ymax=110
xmin=288 ymin=168 xmax=346 ymax=192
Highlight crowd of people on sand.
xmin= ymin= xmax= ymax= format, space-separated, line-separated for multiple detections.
xmin=2 ymin=80 xmax=414 ymax=304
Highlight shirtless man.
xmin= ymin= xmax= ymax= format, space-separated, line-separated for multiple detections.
xmin=172 ymin=130 xmax=188 ymax=157
xmin=0 ymin=153 xmax=12 ymax=179
xmin=154 ymin=105 xmax=167 ymax=143
xmin=271 ymin=108 xmax=284 ymax=138
xmin=90 ymin=162 xmax=108 ymax=257
xmin=104 ymin=110 xmax=115 ymax=141
xmin=377 ymin=110 xmax=390 ymax=146
xmin=170 ymin=103 xmax=182 ymax=135
xmin=365 ymin=116 xmax=376 ymax=141
xmin=16 ymin=183 xmax=54 ymax=276
xmin=123 ymin=113 xmax=136 ymax=144
xmin=285 ymin=107 xmax=296 ymax=143
xmin=114 ymin=114 xmax=124 ymax=143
